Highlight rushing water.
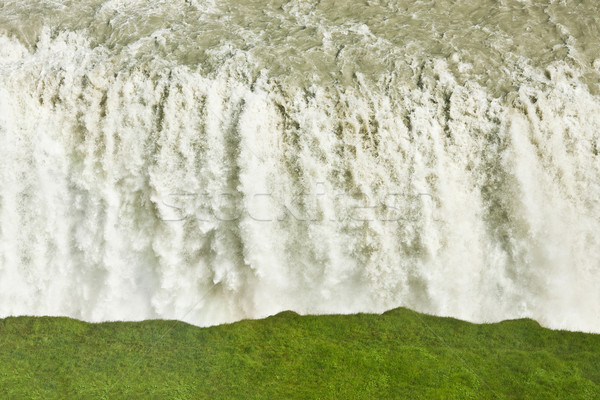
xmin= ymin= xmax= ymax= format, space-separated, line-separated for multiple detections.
xmin=0 ymin=0 xmax=599 ymax=331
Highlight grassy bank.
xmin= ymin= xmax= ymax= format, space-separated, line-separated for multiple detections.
xmin=1 ymin=308 xmax=598 ymax=399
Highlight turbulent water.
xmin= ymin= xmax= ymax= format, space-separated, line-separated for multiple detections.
xmin=0 ymin=0 xmax=599 ymax=332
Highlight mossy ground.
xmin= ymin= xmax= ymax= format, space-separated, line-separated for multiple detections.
xmin=1 ymin=308 xmax=599 ymax=399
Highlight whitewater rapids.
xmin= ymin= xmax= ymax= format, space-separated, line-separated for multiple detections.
xmin=0 ymin=0 xmax=599 ymax=332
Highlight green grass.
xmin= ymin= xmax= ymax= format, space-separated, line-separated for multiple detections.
xmin=1 ymin=308 xmax=599 ymax=399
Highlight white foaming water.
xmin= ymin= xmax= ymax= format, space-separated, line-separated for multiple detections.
xmin=0 ymin=0 xmax=599 ymax=331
